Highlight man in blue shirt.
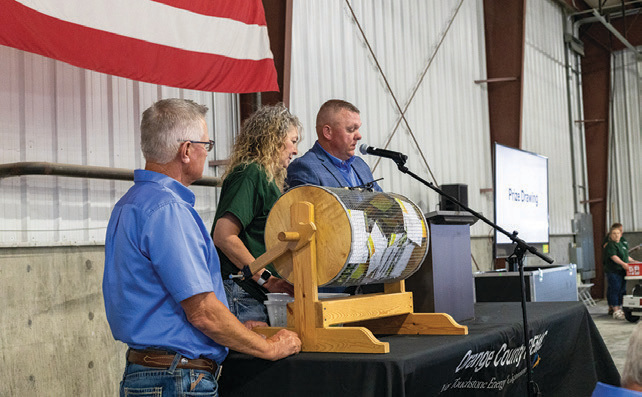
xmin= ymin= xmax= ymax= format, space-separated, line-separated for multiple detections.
xmin=103 ymin=98 xmax=300 ymax=396
xmin=286 ymin=99 xmax=382 ymax=192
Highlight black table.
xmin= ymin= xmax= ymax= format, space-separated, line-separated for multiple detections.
xmin=219 ymin=302 xmax=619 ymax=396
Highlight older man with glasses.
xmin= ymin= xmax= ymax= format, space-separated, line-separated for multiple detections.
xmin=179 ymin=139 xmax=216 ymax=152
xmin=103 ymin=98 xmax=301 ymax=396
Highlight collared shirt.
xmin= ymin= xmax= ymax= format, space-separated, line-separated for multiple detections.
xmin=315 ymin=142 xmax=359 ymax=186
xmin=213 ymin=162 xmax=280 ymax=301
xmin=103 ymin=169 xmax=228 ymax=363
xmin=604 ymin=239 xmax=629 ymax=276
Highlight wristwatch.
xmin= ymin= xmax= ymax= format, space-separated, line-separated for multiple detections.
xmin=257 ymin=269 xmax=272 ymax=286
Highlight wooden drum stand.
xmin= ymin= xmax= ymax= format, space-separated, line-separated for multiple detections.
xmin=245 ymin=187 xmax=467 ymax=354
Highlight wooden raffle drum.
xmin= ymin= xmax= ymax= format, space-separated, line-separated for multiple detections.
xmin=251 ymin=186 xmax=467 ymax=353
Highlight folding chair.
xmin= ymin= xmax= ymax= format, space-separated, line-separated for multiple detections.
xmin=577 ymin=274 xmax=596 ymax=308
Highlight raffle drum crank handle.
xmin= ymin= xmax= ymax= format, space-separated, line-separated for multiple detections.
xmin=236 ymin=222 xmax=317 ymax=279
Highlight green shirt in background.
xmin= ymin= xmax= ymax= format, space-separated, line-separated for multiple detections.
xmin=603 ymin=233 xmax=628 ymax=250
xmin=212 ymin=162 xmax=281 ymax=302
xmin=603 ymin=240 xmax=628 ymax=275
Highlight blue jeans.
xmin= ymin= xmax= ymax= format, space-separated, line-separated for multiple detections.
xmin=606 ymin=272 xmax=626 ymax=307
xmin=120 ymin=362 xmax=218 ymax=396
xmin=223 ymin=279 xmax=268 ymax=324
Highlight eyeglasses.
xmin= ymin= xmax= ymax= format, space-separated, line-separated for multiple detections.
xmin=178 ymin=139 xmax=215 ymax=152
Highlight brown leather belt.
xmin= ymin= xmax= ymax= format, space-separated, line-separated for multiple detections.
xmin=127 ymin=349 xmax=221 ymax=377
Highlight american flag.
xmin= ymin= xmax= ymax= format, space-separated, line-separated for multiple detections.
xmin=0 ymin=0 xmax=279 ymax=93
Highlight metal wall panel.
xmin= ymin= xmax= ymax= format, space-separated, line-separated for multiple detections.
xmin=0 ymin=46 xmax=238 ymax=247
xmin=289 ymin=0 xmax=493 ymax=237
xmin=609 ymin=49 xmax=642 ymax=231
xmin=522 ymin=0 xmax=577 ymax=236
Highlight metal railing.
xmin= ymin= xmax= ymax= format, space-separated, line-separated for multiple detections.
xmin=0 ymin=162 xmax=222 ymax=187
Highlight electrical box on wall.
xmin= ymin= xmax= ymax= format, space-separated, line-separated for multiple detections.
xmin=571 ymin=213 xmax=596 ymax=281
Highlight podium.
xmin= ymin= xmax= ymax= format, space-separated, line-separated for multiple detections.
xmin=405 ymin=211 xmax=477 ymax=322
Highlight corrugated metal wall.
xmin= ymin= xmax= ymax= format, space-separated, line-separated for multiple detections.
xmin=0 ymin=46 xmax=239 ymax=247
xmin=522 ymin=0 xmax=579 ymax=236
xmin=1 ymin=1 xmax=612 ymax=251
xmin=289 ymin=0 xmax=493 ymax=237
xmin=609 ymin=48 xmax=642 ymax=231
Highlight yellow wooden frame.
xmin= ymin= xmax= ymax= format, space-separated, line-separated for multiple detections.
xmin=251 ymin=201 xmax=467 ymax=353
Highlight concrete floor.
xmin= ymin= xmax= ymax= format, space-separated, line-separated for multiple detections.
xmin=588 ymin=298 xmax=639 ymax=375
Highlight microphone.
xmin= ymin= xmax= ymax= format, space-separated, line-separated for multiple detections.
xmin=359 ymin=144 xmax=408 ymax=163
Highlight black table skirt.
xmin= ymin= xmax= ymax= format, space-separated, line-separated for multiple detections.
xmin=219 ymin=302 xmax=619 ymax=397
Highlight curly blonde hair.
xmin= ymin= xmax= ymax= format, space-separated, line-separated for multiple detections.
xmin=225 ymin=104 xmax=301 ymax=190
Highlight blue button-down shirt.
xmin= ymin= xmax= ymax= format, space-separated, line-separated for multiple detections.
xmin=315 ymin=142 xmax=359 ymax=186
xmin=103 ymin=169 xmax=228 ymax=363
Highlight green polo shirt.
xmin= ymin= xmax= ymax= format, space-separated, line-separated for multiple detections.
xmin=603 ymin=233 xmax=628 ymax=250
xmin=212 ymin=162 xmax=280 ymax=301
xmin=604 ymin=240 xmax=628 ymax=275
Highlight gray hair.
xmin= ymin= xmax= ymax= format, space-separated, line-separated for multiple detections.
xmin=140 ymin=98 xmax=209 ymax=164
xmin=622 ymin=322 xmax=642 ymax=388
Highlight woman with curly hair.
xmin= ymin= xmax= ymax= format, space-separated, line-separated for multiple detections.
xmin=212 ymin=104 xmax=301 ymax=323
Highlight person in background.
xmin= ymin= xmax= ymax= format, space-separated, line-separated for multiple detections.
xmin=603 ymin=224 xmax=638 ymax=320
xmin=604 ymin=223 xmax=629 ymax=315
xmin=592 ymin=322 xmax=642 ymax=395
xmin=285 ymin=99 xmax=382 ymax=192
xmin=212 ymin=104 xmax=301 ymax=324
xmin=604 ymin=223 xmax=629 ymax=250
xmin=604 ymin=223 xmax=640 ymax=254
xmin=103 ymin=98 xmax=300 ymax=396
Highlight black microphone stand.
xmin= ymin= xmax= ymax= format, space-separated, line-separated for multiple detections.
xmin=387 ymin=155 xmax=552 ymax=397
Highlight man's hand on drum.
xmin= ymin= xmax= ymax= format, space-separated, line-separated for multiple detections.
xmin=264 ymin=277 xmax=294 ymax=296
